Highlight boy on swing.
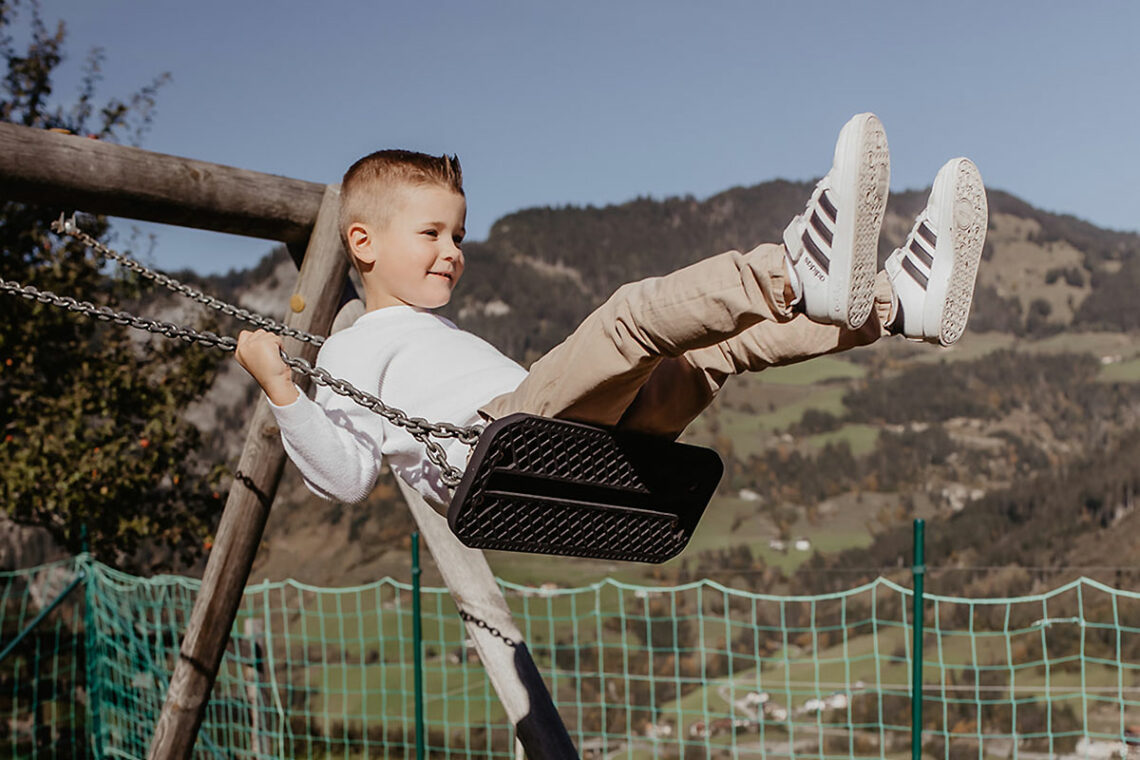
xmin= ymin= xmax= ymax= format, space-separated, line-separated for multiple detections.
xmin=235 ymin=113 xmax=988 ymax=507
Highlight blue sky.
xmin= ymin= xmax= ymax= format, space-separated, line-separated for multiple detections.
xmin=24 ymin=1 xmax=1140 ymax=274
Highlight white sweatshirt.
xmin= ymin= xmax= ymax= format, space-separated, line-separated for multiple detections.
xmin=268 ymin=306 xmax=528 ymax=505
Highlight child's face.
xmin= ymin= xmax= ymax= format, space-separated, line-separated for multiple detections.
xmin=353 ymin=184 xmax=467 ymax=310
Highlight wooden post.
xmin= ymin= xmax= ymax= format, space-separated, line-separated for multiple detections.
xmin=147 ymin=186 xmax=347 ymax=760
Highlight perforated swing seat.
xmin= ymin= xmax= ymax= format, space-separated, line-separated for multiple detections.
xmin=448 ymin=413 xmax=724 ymax=563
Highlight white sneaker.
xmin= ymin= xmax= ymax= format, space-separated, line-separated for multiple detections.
xmin=886 ymin=158 xmax=988 ymax=346
xmin=783 ymin=113 xmax=891 ymax=329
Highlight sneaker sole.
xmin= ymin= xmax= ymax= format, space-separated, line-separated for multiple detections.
xmin=926 ymin=159 xmax=987 ymax=346
xmin=833 ymin=115 xmax=890 ymax=330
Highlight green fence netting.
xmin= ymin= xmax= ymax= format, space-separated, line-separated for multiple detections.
xmin=1 ymin=555 xmax=1139 ymax=759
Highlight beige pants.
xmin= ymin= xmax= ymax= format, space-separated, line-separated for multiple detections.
xmin=480 ymin=243 xmax=892 ymax=437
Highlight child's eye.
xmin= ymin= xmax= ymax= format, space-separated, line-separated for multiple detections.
xmin=422 ymin=229 xmax=439 ymax=238
xmin=452 ymin=236 xmax=464 ymax=248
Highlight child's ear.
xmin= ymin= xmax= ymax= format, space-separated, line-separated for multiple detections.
xmin=347 ymin=222 xmax=375 ymax=264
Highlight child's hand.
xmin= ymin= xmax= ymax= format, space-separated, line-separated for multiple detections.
xmin=235 ymin=330 xmax=299 ymax=406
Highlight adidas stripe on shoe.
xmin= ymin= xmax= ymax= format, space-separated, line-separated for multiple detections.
xmin=886 ymin=157 xmax=988 ymax=346
xmin=783 ymin=113 xmax=891 ymax=330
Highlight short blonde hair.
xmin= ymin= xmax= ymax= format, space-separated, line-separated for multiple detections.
xmin=338 ymin=150 xmax=464 ymax=250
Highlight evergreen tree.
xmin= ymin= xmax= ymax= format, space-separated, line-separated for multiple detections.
xmin=0 ymin=0 xmax=223 ymax=570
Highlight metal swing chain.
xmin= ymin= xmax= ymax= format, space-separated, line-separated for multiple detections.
xmin=0 ymin=277 xmax=239 ymax=350
xmin=277 ymin=353 xmax=481 ymax=486
xmin=50 ymin=216 xmax=325 ymax=347
xmin=5 ymin=219 xmax=484 ymax=487
xmin=0 ymin=275 xmax=475 ymax=486
xmin=457 ymin=609 xmax=518 ymax=648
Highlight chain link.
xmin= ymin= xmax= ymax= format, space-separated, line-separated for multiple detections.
xmin=51 ymin=215 xmax=325 ymax=347
xmin=7 ymin=218 xmax=489 ymax=487
xmin=0 ymin=277 xmax=238 ymax=350
xmin=457 ymin=609 xmax=518 ymax=648
xmin=280 ymin=354 xmax=479 ymax=485
xmin=0 ymin=274 xmax=472 ymax=487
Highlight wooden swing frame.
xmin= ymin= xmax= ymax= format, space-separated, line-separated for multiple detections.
xmin=1 ymin=122 xmax=587 ymax=759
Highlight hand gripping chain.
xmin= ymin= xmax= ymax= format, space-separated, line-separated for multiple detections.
xmin=7 ymin=218 xmax=484 ymax=487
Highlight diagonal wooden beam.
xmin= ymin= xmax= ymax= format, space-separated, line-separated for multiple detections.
xmin=146 ymin=185 xmax=347 ymax=760
xmin=395 ymin=479 xmax=580 ymax=759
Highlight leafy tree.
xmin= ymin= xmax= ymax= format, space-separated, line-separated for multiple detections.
xmin=0 ymin=0 xmax=223 ymax=570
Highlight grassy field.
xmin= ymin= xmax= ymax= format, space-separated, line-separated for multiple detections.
xmin=754 ymin=357 xmax=867 ymax=386
xmin=252 ymin=598 xmax=1140 ymax=747
xmin=651 ymin=622 xmax=1140 ymax=739
xmin=1099 ymin=358 xmax=1140 ymax=383
xmin=805 ymin=424 xmax=880 ymax=455
xmin=309 ymin=658 xmax=506 ymax=731
xmin=1026 ymin=330 xmax=1138 ymax=358
xmin=693 ymin=383 xmax=851 ymax=462
xmin=254 ymin=534 xmax=1140 ymax=747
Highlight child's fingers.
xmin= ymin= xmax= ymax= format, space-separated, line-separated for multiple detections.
xmin=260 ymin=330 xmax=284 ymax=351
xmin=237 ymin=329 xmax=281 ymax=350
xmin=233 ymin=329 xmax=298 ymax=404
xmin=235 ymin=330 xmax=287 ymax=372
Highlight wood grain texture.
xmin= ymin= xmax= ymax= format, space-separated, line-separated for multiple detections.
xmin=0 ymin=122 xmax=324 ymax=245
xmin=394 ymin=479 xmax=579 ymax=759
xmin=148 ymin=187 xmax=348 ymax=760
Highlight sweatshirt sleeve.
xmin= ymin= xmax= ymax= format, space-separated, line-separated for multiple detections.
xmin=267 ymin=391 xmax=382 ymax=503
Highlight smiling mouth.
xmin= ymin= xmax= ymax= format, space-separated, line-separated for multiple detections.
xmin=428 ymin=271 xmax=453 ymax=281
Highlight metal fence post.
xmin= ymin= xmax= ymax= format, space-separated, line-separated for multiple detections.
xmin=412 ymin=531 xmax=425 ymax=760
xmin=912 ymin=518 xmax=925 ymax=760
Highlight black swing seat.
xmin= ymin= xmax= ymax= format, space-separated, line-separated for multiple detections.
xmin=448 ymin=413 xmax=723 ymax=563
